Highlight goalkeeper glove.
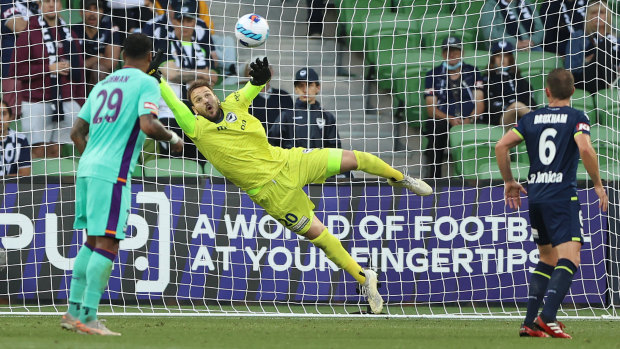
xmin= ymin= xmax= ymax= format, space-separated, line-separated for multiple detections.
xmin=147 ymin=49 xmax=165 ymax=82
xmin=249 ymin=57 xmax=271 ymax=86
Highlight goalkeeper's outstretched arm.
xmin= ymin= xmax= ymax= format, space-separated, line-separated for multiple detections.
xmin=160 ymin=78 xmax=197 ymax=137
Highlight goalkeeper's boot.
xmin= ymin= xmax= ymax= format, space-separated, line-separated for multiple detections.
xmin=76 ymin=319 xmax=121 ymax=336
xmin=60 ymin=312 xmax=81 ymax=331
xmin=361 ymin=269 xmax=383 ymax=314
xmin=534 ymin=316 xmax=572 ymax=339
xmin=519 ymin=323 xmax=550 ymax=337
xmin=388 ymin=175 xmax=433 ymax=196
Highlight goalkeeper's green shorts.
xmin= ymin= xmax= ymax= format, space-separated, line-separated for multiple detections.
xmin=73 ymin=176 xmax=131 ymax=240
xmin=248 ymin=147 xmax=343 ymax=235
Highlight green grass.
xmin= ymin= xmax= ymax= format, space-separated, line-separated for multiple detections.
xmin=1 ymin=316 xmax=620 ymax=349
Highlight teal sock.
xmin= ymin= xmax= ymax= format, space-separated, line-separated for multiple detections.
xmin=80 ymin=249 xmax=115 ymax=323
xmin=67 ymin=243 xmax=94 ymax=317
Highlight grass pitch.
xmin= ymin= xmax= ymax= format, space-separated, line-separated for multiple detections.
xmin=1 ymin=316 xmax=620 ymax=349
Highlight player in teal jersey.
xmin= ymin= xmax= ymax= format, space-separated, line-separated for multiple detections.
xmin=60 ymin=34 xmax=183 ymax=336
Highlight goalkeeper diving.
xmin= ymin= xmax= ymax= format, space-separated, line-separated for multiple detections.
xmin=151 ymin=56 xmax=433 ymax=313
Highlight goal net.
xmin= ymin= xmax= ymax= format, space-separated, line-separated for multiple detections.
xmin=0 ymin=0 xmax=618 ymax=318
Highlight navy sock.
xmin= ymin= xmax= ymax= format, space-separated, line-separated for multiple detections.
xmin=524 ymin=262 xmax=555 ymax=326
xmin=540 ymin=259 xmax=578 ymax=322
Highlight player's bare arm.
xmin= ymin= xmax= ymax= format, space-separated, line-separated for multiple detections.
xmin=139 ymin=113 xmax=184 ymax=153
xmin=70 ymin=118 xmax=90 ymax=154
xmin=496 ymin=129 xmax=527 ymax=209
xmin=575 ymin=133 xmax=608 ymax=212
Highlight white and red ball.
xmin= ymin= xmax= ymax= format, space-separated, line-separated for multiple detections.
xmin=235 ymin=13 xmax=270 ymax=48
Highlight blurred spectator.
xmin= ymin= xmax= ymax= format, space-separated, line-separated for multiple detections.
xmin=142 ymin=0 xmax=218 ymax=88
xmin=483 ymin=40 xmax=535 ymax=130
xmin=107 ymin=0 xmax=153 ymax=39
xmin=0 ymin=97 xmax=31 ymax=176
xmin=565 ymin=0 xmax=619 ymax=93
xmin=1 ymin=0 xmax=38 ymax=118
xmin=423 ymin=37 xmax=485 ymax=178
xmin=540 ymin=0 xmax=587 ymax=55
xmin=268 ymin=67 xmax=350 ymax=179
xmin=11 ymin=0 xmax=85 ymax=159
xmin=72 ymin=0 xmax=121 ymax=90
xmin=152 ymin=0 xmax=214 ymax=30
xmin=142 ymin=0 xmax=217 ymax=163
xmin=268 ymin=67 xmax=341 ymax=149
xmin=480 ymin=0 xmax=544 ymax=51
xmin=243 ymin=58 xmax=293 ymax=133
xmin=307 ymin=0 xmax=326 ymax=37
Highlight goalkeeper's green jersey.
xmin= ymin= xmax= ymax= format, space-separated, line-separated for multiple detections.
xmin=160 ymin=79 xmax=287 ymax=191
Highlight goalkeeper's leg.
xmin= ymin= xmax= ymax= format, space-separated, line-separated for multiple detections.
xmin=305 ymin=217 xmax=383 ymax=314
xmin=341 ymin=150 xmax=432 ymax=196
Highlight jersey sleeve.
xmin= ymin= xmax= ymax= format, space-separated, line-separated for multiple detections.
xmin=77 ymin=97 xmax=92 ymax=123
xmin=512 ymin=119 xmax=526 ymax=140
xmin=234 ymin=81 xmax=263 ymax=109
xmin=160 ymin=78 xmax=197 ymax=137
xmin=138 ymin=76 xmax=161 ymax=117
xmin=574 ymin=111 xmax=591 ymax=137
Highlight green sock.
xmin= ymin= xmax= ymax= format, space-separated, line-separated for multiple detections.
xmin=67 ymin=243 xmax=94 ymax=317
xmin=353 ymin=150 xmax=404 ymax=181
xmin=80 ymin=249 xmax=115 ymax=323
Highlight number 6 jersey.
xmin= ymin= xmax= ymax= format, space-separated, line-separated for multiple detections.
xmin=513 ymin=106 xmax=591 ymax=202
xmin=76 ymin=67 xmax=161 ymax=183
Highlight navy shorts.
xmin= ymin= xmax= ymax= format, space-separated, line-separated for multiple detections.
xmin=529 ymin=198 xmax=583 ymax=247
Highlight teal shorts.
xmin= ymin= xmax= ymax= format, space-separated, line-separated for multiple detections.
xmin=73 ymin=177 xmax=131 ymax=240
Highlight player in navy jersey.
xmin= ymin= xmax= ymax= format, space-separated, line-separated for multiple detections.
xmin=496 ymin=68 xmax=608 ymax=338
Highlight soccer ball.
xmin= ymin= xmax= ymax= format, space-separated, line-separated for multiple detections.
xmin=235 ymin=14 xmax=269 ymax=48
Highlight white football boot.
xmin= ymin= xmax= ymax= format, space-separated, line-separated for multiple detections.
xmin=60 ymin=312 xmax=80 ymax=331
xmin=388 ymin=175 xmax=433 ymax=196
xmin=361 ymin=269 xmax=384 ymax=314
xmin=76 ymin=319 xmax=121 ymax=336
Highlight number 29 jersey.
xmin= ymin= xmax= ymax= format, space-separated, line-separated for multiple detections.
xmin=513 ymin=106 xmax=591 ymax=203
xmin=77 ymin=68 xmax=161 ymax=183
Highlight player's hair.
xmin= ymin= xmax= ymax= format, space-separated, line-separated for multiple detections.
xmin=123 ymin=33 xmax=152 ymax=60
xmin=546 ymin=68 xmax=575 ymax=100
xmin=187 ymin=79 xmax=215 ymax=104
xmin=0 ymin=97 xmax=12 ymax=119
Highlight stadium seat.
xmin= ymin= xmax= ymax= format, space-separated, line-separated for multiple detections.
xmin=595 ymin=88 xmax=620 ymax=127
xmin=462 ymin=50 xmax=491 ymax=70
xmin=393 ymin=0 xmax=456 ymax=18
xmin=376 ymin=49 xmax=439 ymax=91
xmin=338 ymin=0 xmax=416 ymax=52
xmin=571 ymin=89 xmax=597 ymax=121
xmin=143 ymin=158 xmax=203 ymax=177
xmin=514 ymin=51 xmax=563 ymax=77
xmin=31 ymin=158 xmax=78 ymax=176
xmin=526 ymin=74 xmax=545 ymax=99
xmin=590 ymin=125 xmax=620 ymax=160
xmin=61 ymin=144 xmax=81 ymax=159
xmin=203 ymin=162 xmax=224 ymax=177
xmin=449 ymin=124 xmax=504 ymax=178
xmin=455 ymin=0 xmax=485 ymax=47
xmin=419 ymin=15 xmax=476 ymax=51
xmin=364 ymin=30 xmax=422 ymax=67
xmin=392 ymin=74 xmax=426 ymax=126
